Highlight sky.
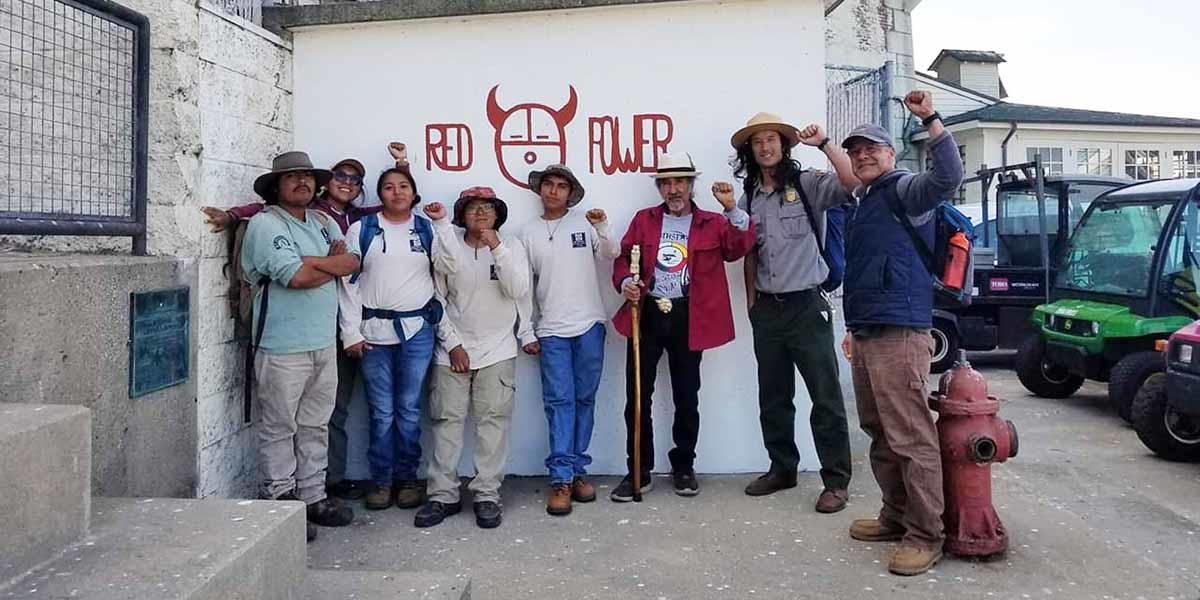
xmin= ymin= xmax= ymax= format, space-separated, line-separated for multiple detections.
xmin=911 ymin=0 xmax=1200 ymax=119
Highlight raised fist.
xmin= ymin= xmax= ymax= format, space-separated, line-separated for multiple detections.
xmin=480 ymin=229 xmax=501 ymax=250
xmin=388 ymin=142 xmax=408 ymax=165
xmin=797 ymin=124 xmax=828 ymax=147
xmin=585 ymin=208 xmax=607 ymax=225
xmin=711 ymin=181 xmax=737 ymax=210
xmin=904 ymin=91 xmax=935 ymax=119
xmin=423 ymin=202 xmax=447 ymax=221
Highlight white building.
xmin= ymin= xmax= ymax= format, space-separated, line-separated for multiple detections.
xmin=912 ymin=49 xmax=1200 ymax=206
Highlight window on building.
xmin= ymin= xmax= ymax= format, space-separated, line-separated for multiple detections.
xmin=1125 ymin=150 xmax=1161 ymax=180
xmin=1026 ymin=147 xmax=1064 ymax=175
xmin=1172 ymin=150 xmax=1200 ymax=178
xmin=1076 ymin=148 xmax=1113 ymax=176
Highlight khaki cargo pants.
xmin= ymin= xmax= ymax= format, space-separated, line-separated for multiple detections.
xmin=255 ymin=345 xmax=337 ymax=504
xmin=426 ymin=359 xmax=516 ymax=504
xmin=851 ymin=326 xmax=945 ymax=550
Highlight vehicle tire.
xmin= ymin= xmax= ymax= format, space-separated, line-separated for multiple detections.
xmin=1015 ymin=334 xmax=1084 ymax=398
xmin=1109 ymin=351 xmax=1165 ymax=423
xmin=1131 ymin=373 xmax=1200 ymax=462
xmin=930 ymin=320 xmax=960 ymax=374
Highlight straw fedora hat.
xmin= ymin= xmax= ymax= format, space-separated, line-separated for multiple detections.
xmin=650 ymin=153 xmax=702 ymax=179
xmin=730 ymin=112 xmax=801 ymax=149
xmin=253 ymin=151 xmax=332 ymax=201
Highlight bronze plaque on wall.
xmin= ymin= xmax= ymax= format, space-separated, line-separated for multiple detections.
xmin=129 ymin=287 xmax=190 ymax=397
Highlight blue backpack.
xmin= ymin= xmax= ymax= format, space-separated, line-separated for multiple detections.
xmin=349 ymin=212 xmax=434 ymax=284
xmin=884 ymin=198 xmax=975 ymax=307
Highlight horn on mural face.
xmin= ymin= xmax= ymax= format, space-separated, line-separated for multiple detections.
xmin=486 ymin=85 xmax=507 ymax=131
xmin=552 ymin=85 xmax=578 ymax=128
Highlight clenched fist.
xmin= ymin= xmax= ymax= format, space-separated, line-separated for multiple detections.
xmin=622 ymin=278 xmax=643 ymax=303
xmin=798 ymin=124 xmax=828 ymax=147
xmin=480 ymin=229 xmax=500 ymax=250
xmin=423 ymin=202 xmax=447 ymax=221
xmin=711 ymin=181 xmax=737 ymax=211
xmin=585 ymin=208 xmax=607 ymax=225
xmin=388 ymin=142 xmax=408 ymax=165
xmin=904 ymin=91 xmax=935 ymax=119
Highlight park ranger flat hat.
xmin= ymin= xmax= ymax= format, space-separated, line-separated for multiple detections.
xmin=731 ymin=112 xmax=801 ymax=149
xmin=253 ymin=151 xmax=333 ymax=201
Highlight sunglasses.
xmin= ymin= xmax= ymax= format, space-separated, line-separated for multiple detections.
xmin=465 ymin=203 xmax=497 ymax=215
xmin=332 ymin=171 xmax=363 ymax=186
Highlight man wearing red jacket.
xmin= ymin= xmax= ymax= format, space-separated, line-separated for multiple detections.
xmin=610 ymin=153 xmax=756 ymax=500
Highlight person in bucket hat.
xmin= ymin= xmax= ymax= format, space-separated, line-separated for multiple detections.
xmin=239 ymin=150 xmax=361 ymax=542
xmin=416 ymin=186 xmax=532 ymax=529
xmin=726 ymin=112 xmax=860 ymax=514
xmin=608 ymin=153 xmax=756 ymax=501
xmin=516 ymin=164 xmax=619 ymax=517
xmin=842 ymin=91 xmax=963 ymax=576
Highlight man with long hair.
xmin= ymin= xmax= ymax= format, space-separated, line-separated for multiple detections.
xmin=728 ymin=113 xmax=859 ymax=513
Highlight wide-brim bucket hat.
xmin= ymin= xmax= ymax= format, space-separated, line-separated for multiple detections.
xmin=730 ymin=112 xmax=801 ymax=149
xmin=528 ymin=164 xmax=585 ymax=207
xmin=453 ymin=186 xmax=509 ymax=229
xmin=253 ymin=151 xmax=332 ymax=201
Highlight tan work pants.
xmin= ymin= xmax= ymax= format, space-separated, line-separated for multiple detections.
xmin=851 ymin=327 xmax=945 ymax=550
xmin=426 ymin=359 xmax=517 ymax=504
xmin=254 ymin=345 xmax=337 ymax=504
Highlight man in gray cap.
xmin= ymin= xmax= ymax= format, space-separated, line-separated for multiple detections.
xmin=726 ymin=112 xmax=859 ymax=514
xmin=841 ymin=91 xmax=963 ymax=576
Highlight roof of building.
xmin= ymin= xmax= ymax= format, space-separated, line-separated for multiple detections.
xmin=929 ymin=49 xmax=1006 ymax=70
xmin=938 ymin=102 xmax=1200 ymax=129
xmin=914 ymin=71 xmax=1002 ymax=103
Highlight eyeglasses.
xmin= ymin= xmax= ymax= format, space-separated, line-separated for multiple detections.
xmin=332 ymin=171 xmax=363 ymax=186
xmin=466 ymin=204 xmax=497 ymax=215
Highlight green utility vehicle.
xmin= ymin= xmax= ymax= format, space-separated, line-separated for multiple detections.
xmin=1016 ymin=178 xmax=1200 ymax=420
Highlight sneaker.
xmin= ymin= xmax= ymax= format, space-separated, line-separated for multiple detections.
xmin=364 ymin=484 xmax=392 ymax=510
xmin=743 ymin=472 xmax=797 ymax=496
xmin=394 ymin=480 xmax=424 ymax=509
xmin=815 ymin=488 xmax=849 ymax=513
xmin=571 ymin=476 xmax=596 ymax=503
xmin=888 ymin=544 xmax=943 ymax=576
xmin=306 ymin=497 xmax=354 ymax=527
xmin=474 ymin=501 xmax=502 ymax=529
xmin=413 ymin=500 xmax=461 ymax=528
xmin=672 ymin=471 xmax=699 ymax=497
xmin=546 ymin=483 xmax=573 ymax=516
xmin=849 ymin=518 xmax=906 ymax=542
xmin=609 ymin=473 xmax=653 ymax=502
xmin=326 ymin=479 xmax=366 ymax=501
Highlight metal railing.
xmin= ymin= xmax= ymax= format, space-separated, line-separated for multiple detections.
xmin=1 ymin=0 xmax=150 ymax=254
xmin=826 ymin=64 xmax=886 ymax=149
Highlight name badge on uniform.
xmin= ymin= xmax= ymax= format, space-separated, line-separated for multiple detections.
xmin=320 ymin=227 xmax=331 ymax=244
xmin=571 ymin=232 xmax=587 ymax=248
xmin=410 ymin=237 xmax=424 ymax=253
xmin=784 ymin=186 xmax=799 ymax=204
xmin=490 ymin=264 xmax=500 ymax=280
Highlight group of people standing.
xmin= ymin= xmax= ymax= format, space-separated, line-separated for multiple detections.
xmin=203 ymin=91 xmax=963 ymax=576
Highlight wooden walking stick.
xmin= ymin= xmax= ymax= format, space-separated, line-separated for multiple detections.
xmin=629 ymin=244 xmax=644 ymax=502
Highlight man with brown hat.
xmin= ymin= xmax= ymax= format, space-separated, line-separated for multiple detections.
xmin=726 ymin=112 xmax=860 ymax=513
xmin=416 ymin=186 xmax=532 ymax=529
xmin=240 ymin=150 xmax=360 ymax=541
xmin=517 ymin=164 xmax=619 ymax=517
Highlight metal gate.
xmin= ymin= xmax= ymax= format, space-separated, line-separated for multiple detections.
xmin=826 ymin=64 xmax=886 ymax=147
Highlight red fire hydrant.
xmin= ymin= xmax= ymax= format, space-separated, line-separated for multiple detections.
xmin=928 ymin=351 xmax=1018 ymax=558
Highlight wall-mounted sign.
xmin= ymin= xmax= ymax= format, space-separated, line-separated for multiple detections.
xmin=129 ymin=287 xmax=189 ymax=397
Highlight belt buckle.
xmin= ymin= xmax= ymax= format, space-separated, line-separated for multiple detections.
xmin=654 ymin=297 xmax=673 ymax=314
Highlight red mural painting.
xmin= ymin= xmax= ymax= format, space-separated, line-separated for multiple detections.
xmin=422 ymin=86 xmax=676 ymax=187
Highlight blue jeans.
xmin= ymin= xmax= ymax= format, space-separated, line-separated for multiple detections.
xmin=538 ymin=322 xmax=606 ymax=484
xmin=360 ymin=323 xmax=435 ymax=486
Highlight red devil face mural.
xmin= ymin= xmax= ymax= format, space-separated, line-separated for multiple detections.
xmin=486 ymin=85 xmax=578 ymax=189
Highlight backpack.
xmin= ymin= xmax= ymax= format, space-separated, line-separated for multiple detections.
xmin=885 ymin=198 xmax=975 ymax=307
xmin=348 ymin=212 xmax=434 ymax=284
xmin=225 ymin=206 xmax=336 ymax=422
xmin=743 ymin=171 xmax=847 ymax=293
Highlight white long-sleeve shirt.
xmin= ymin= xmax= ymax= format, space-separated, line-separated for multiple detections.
xmin=433 ymin=228 xmax=534 ymax=369
xmin=517 ymin=210 xmax=620 ymax=339
xmin=337 ymin=213 xmax=454 ymax=347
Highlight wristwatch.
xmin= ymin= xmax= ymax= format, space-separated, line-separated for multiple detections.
xmin=816 ymin=137 xmax=831 ymax=151
xmin=921 ymin=112 xmax=942 ymax=127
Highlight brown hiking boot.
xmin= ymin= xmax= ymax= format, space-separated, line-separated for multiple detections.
xmin=849 ymin=518 xmax=906 ymax=542
xmin=394 ymin=480 xmax=424 ymax=509
xmin=744 ymin=472 xmax=797 ymax=496
xmin=815 ymin=488 xmax=849 ymax=513
xmin=888 ymin=544 xmax=943 ymax=576
xmin=546 ymin=483 xmax=573 ymax=516
xmin=571 ymin=477 xmax=596 ymax=503
xmin=364 ymin=484 xmax=392 ymax=511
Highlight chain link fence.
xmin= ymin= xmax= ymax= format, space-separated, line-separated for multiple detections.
xmin=1 ymin=0 xmax=149 ymax=253
xmin=826 ymin=64 xmax=886 ymax=147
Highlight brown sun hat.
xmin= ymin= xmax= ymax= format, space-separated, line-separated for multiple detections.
xmin=330 ymin=158 xmax=366 ymax=177
xmin=730 ymin=112 xmax=801 ymax=149
xmin=253 ymin=151 xmax=332 ymax=201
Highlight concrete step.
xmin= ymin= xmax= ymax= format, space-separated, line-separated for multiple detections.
xmin=2 ymin=497 xmax=306 ymax=600
xmin=0 ymin=403 xmax=91 ymax=586
xmin=304 ymin=570 xmax=471 ymax=600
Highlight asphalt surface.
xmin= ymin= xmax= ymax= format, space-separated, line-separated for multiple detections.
xmin=307 ymin=352 xmax=1200 ymax=600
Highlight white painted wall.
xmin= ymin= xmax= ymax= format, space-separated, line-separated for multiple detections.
xmin=292 ymin=0 xmax=831 ymax=476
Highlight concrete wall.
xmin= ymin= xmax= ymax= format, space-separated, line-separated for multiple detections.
xmin=0 ymin=255 xmax=197 ymax=497
xmin=825 ymin=0 xmax=888 ymax=69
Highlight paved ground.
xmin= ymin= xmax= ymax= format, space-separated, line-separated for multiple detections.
xmin=307 ymin=354 xmax=1200 ymax=600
